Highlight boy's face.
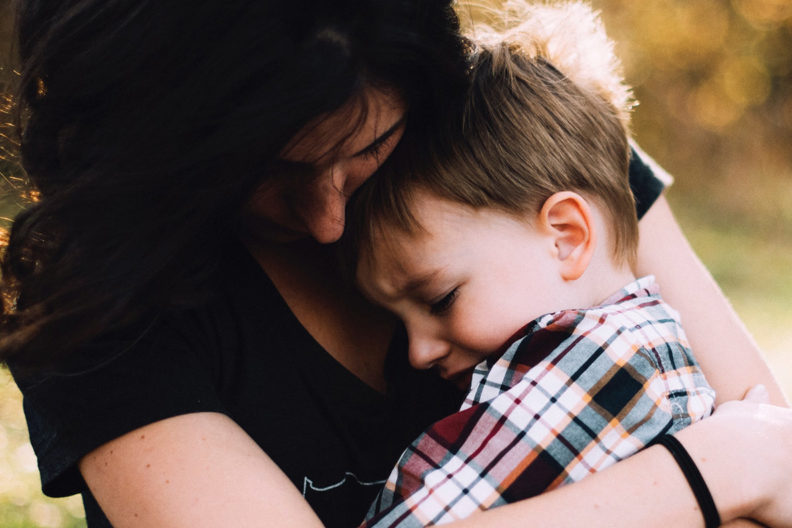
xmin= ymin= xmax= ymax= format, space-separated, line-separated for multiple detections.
xmin=357 ymin=192 xmax=573 ymax=390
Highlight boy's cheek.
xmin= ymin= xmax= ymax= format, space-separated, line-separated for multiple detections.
xmin=447 ymin=313 xmax=511 ymax=357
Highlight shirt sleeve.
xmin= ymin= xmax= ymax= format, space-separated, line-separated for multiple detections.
xmin=361 ymin=311 xmax=713 ymax=528
xmin=629 ymin=142 xmax=673 ymax=219
xmin=9 ymin=313 xmax=226 ymax=498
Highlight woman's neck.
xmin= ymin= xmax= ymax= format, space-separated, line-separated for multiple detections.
xmin=243 ymin=236 xmax=395 ymax=393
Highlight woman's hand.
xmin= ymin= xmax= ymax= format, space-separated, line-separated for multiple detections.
xmin=442 ymin=386 xmax=792 ymax=528
xmin=687 ymin=385 xmax=792 ymax=527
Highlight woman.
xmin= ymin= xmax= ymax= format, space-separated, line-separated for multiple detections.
xmin=1 ymin=1 xmax=790 ymax=527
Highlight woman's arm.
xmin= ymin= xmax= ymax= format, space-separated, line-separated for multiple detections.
xmin=363 ymin=300 xmax=716 ymax=527
xmin=445 ymin=388 xmax=792 ymax=528
xmin=79 ymin=412 xmax=324 ymax=528
xmin=635 ymin=195 xmax=788 ymax=405
xmin=80 ymin=395 xmax=792 ymax=527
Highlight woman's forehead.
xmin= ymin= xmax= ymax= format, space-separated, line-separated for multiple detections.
xmin=280 ymin=87 xmax=406 ymax=165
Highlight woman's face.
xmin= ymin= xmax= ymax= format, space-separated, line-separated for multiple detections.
xmin=245 ymin=87 xmax=406 ymax=244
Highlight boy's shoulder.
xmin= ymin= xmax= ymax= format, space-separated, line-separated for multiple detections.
xmin=466 ymin=277 xmax=708 ymax=409
xmin=542 ymin=276 xmax=682 ymax=339
xmin=507 ymin=276 xmax=689 ymax=368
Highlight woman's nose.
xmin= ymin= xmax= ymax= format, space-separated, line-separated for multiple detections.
xmin=408 ymin=333 xmax=450 ymax=370
xmin=301 ymin=194 xmax=346 ymax=244
xmin=300 ymin=165 xmax=349 ymax=244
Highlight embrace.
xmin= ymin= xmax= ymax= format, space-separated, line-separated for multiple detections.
xmin=1 ymin=1 xmax=791 ymax=527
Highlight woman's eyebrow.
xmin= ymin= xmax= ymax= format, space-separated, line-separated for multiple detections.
xmin=352 ymin=116 xmax=406 ymax=157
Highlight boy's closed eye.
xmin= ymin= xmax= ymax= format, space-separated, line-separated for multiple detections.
xmin=429 ymin=287 xmax=459 ymax=315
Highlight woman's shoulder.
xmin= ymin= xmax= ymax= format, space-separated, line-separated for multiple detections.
xmin=629 ymin=143 xmax=672 ymax=219
xmin=6 ymin=242 xmax=300 ymax=496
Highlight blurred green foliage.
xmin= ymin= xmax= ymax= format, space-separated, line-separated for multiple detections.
xmin=592 ymin=0 xmax=792 ymax=227
xmin=0 ymin=1 xmax=790 ymax=527
xmin=590 ymin=0 xmax=792 ymax=393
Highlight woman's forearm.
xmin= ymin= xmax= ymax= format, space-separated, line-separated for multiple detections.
xmin=445 ymin=444 xmax=708 ymax=528
xmin=635 ymin=195 xmax=788 ymax=405
xmin=443 ymin=393 xmax=792 ymax=528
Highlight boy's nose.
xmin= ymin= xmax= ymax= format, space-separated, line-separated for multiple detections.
xmin=408 ymin=333 xmax=450 ymax=370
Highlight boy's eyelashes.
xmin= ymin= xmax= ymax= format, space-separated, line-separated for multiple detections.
xmin=429 ymin=287 xmax=459 ymax=315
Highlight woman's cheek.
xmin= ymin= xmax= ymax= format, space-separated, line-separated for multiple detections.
xmin=344 ymin=156 xmax=385 ymax=195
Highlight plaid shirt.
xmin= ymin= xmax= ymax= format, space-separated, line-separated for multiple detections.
xmin=362 ymin=276 xmax=715 ymax=527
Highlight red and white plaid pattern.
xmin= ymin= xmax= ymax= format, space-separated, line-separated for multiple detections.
xmin=362 ymin=276 xmax=715 ymax=527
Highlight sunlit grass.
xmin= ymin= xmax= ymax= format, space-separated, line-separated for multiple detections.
xmin=0 ymin=369 xmax=86 ymax=528
xmin=670 ymin=189 xmax=792 ymax=397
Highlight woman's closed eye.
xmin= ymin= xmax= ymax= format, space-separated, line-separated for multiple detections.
xmin=429 ymin=287 xmax=459 ymax=315
xmin=356 ymin=132 xmax=395 ymax=162
xmin=357 ymin=138 xmax=387 ymax=161
xmin=354 ymin=116 xmax=405 ymax=162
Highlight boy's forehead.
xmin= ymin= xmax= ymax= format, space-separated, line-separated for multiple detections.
xmin=356 ymin=223 xmax=449 ymax=302
xmin=357 ymin=230 xmax=420 ymax=290
xmin=355 ymin=194 xmax=484 ymax=297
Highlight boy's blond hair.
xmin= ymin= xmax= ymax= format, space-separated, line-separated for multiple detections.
xmin=349 ymin=1 xmax=639 ymax=268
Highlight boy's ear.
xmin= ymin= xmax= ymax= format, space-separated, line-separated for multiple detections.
xmin=538 ymin=191 xmax=596 ymax=281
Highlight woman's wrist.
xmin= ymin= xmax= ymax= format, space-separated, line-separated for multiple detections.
xmin=651 ymin=435 xmax=720 ymax=527
xmin=673 ymin=412 xmax=767 ymax=523
xmin=446 ymin=392 xmax=792 ymax=528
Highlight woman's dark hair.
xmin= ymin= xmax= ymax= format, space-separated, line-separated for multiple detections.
xmin=0 ymin=0 xmax=469 ymax=370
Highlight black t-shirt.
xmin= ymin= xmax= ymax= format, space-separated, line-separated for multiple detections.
xmin=10 ymin=148 xmax=665 ymax=527
xmin=11 ymin=244 xmax=462 ymax=528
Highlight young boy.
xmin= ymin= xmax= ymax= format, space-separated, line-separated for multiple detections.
xmin=347 ymin=3 xmax=716 ymax=526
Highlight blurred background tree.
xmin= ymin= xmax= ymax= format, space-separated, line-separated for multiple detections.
xmin=0 ymin=0 xmax=23 ymax=230
xmin=0 ymin=1 xmax=790 ymax=526
xmin=594 ymin=0 xmax=792 ymax=394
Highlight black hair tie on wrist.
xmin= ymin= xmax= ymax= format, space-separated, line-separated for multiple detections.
xmin=652 ymin=435 xmax=721 ymax=528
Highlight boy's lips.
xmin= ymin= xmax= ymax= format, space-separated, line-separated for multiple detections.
xmin=444 ymin=367 xmax=475 ymax=391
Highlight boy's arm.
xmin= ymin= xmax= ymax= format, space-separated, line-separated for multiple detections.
xmin=635 ymin=195 xmax=788 ymax=405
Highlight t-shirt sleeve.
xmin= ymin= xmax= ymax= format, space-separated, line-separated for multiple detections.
xmin=10 ymin=314 xmax=227 ymax=497
xmin=629 ymin=142 xmax=673 ymax=219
